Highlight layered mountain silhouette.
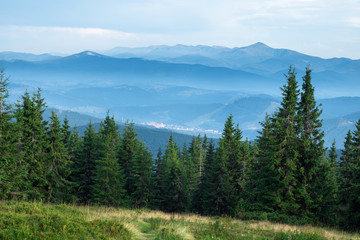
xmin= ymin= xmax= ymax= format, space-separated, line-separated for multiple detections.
xmin=1 ymin=43 xmax=359 ymax=148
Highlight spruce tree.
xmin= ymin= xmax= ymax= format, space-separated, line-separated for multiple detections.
xmin=180 ymin=142 xmax=191 ymax=210
xmin=246 ymin=114 xmax=282 ymax=212
xmin=193 ymin=139 xmax=214 ymax=213
xmin=220 ymin=116 xmax=240 ymax=189
xmin=92 ymin=115 xmax=127 ymax=206
xmin=338 ymin=130 xmax=353 ymax=224
xmin=119 ymin=121 xmax=138 ymax=197
xmin=131 ymin=142 xmax=154 ymax=208
xmin=317 ymin=140 xmax=338 ymax=225
xmin=161 ymin=135 xmax=188 ymax=212
xmin=46 ymin=111 xmax=72 ymax=202
xmin=297 ymin=67 xmax=326 ymax=218
xmin=68 ymin=126 xmax=82 ymax=202
xmin=187 ymin=135 xmax=205 ymax=207
xmin=71 ymin=122 xmax=98 ymax=203
xmin=201 ymin=117 xmax=237 ymax=215
xmin=16 ymin=89 xmax=49 ymax=200
xmin=0 ymin=69 xmax=24 ymax=199
xmin=206 ymin=140 xmax=235 ymax=215
xmin=153 ymin=147 xmax=164 ymax=208
xmin=272 ymin=66 xmax=300 ymax=215
xmin=346 ymin=120 xmax=360 ymax=229
xmin=61 ymin=116 xmax=72 ymax=150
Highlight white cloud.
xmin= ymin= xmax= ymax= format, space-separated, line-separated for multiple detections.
xmin=346 ymin=17 xmax=360 ymax=28
xmin=11 ymin=26 xmax=135 ymax=39
xmin=0 ymin=26 xmax=137 ymax=54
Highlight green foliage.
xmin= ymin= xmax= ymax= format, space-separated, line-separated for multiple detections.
xmin=192 ymin=139 xmax=214 ymax=213
xmin=246 ymin=114 xmax=282 ymax=212
xmin=338 ymin=130 xmax=354 ymax=227
xmin=131 ymin=141 xmax=154 ymax=208
xmin=249 ymin=67 xmax=301 ymax=216
xmin=160 ymin=135 xmax=189 ymax=212
xmin=2 ymin=66 xmax=360 ymax=233
xmin=342 ymin=120 xmax=360 ymax=230
xmin=315 ymin=140 xmax=338 ymax=225
xmin=247 ymin=66 xmax=330 ymax=222
xmin=153 ymin=147 xmax=165 ymax=208
xmin=0 ymin=69 xmax=24 ymax=200
xmin=0 ymin=198 xmax=357 ymax=239
xmin=46 ymin=111 xmax=72 ymax=202
xmin=119 ymin=121 xmax=138 ymax=196
xmin=71 ymin=122 xmax=98 ymax=204
xmin=0 ymin=201 xmax=132 ymax=240
xmin=15 ymin=89 xmax=49 ymax=200
xmin=297 ymin=67 xmax=326 ymax=218
xmin=201 ymin=118 xmax=237 ymax=215
xmin=92 ymin=114 xmax=127 ymax=206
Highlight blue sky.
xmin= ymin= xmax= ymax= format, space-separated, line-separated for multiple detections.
xmin=0 ymin=0 xmax=359 ymax=58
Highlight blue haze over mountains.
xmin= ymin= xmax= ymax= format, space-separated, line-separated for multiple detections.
xmin=2 ymin=42 xmax=360 ymax=149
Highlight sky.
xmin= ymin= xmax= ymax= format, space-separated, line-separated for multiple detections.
xmin=0 ymin=0 xmax=359 ymax=59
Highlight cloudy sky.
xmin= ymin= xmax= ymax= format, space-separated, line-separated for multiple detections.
xmin=0 ymin=0 xmax=359 ymax=58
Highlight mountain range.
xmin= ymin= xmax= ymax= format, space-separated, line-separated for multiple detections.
xmin=1 ymin=42 xmax=359 ymax=149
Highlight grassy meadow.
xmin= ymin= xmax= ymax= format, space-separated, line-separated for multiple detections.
xmin=0 ymin=201 xmax=359 ymax=240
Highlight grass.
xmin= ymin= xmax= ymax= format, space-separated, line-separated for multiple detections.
xmin=0 ymin=201 xmax=359 ymax=239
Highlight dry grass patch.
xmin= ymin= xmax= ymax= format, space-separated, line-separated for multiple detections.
xmin=249 ymin=221 xmax=360 ymax=240
xmin=81 ymin=205 xmax=212 ymax=224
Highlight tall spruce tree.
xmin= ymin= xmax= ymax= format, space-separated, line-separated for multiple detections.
xmin=131 ymin=141 xmax=154 ymax=208
xmin=161 ymin=135 xmax=188 ymax=212
xmin=192 ymin=139 xmax=214 ymax=214
xmin=221 ymin=117 xmax=241 ymax=192
xmin=317 ymin=140 xmax=338 ymax=225
xmin=153 ymin=147 xmax=165 ymax=208
xmin=296 ymin=67 xmax=326 ymax=218
xmin=119 ymin=121 xmax=138 ymax=197
xmin=46 ymin=111 xmax=72 ymax=202
xmin=71 ymin=122 xmax=98 ymax=203
xmin=180 ymin=142 xmax=191 ymax=210
xmin=246 ymin=114 xmax=282 ymax=212
xmin=92 ymin=115 xmax=127 ymax=206
xmin=202 ymin=116 xmax=237 ymax=215
xmin=338 ymin=130 xmax=353 ymax=224
xmin=187 ymin=135 xmax=206 ymax=207
xmin=16 ymin=89 xmax=49 ymax=200
xmin=0 ymin=69 xmax=24 ymax=199
xmin=68 ymin=126 xmax=82 ymax=202
xmin=346 ymin=120 xmax=360 ymax=229
xmin=272 ymin=66 xmax=300 ymax=215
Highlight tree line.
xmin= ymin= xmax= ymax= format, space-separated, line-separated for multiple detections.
xmin=0 ymin=67 xmax=359 ymax=230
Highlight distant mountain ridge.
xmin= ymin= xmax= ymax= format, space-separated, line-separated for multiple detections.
xmin=0 ymin=51 xmax=60 ymax=62
xmin=103 ymin=42 xmax=360 ymax=72
xmin=2 ymin=50 xmax=277 ymax=94
xmin=102 ymin=43 xmax=360 ymax=97
xmin=1 ymin=43 xmax=359 ymax=149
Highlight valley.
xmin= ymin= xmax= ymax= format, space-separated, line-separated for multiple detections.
xmin=2 ymin=43 xmax=360 ymax=149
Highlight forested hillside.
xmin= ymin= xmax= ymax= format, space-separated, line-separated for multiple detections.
xmin=43 ymin=108 xmax=199 ymax=154
xmin=1 ymin=67 xmax=360 ymax=232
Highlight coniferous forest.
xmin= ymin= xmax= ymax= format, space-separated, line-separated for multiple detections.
xmin=1 ymin=66 xmax=360 ymax=231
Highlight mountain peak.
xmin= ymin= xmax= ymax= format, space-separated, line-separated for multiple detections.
xmin=77 ymin=51 xmax=102 ymax=57
xmin=65 ymin=51 xmax=108 ymax=60
xmin=248 ymin=42 xmax=271 ymax=49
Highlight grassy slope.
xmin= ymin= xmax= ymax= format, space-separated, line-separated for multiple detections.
xmin=0 ymin=201 xmax=358 ymax=240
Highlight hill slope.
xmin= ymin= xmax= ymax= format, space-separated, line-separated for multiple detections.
xmin=3 ymin=51 xmax=276 ymax=93
xmin=43 ymin=108 xmax=201 ymax=154
xmin=1 ymin=201 xmax=357 ymax=240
